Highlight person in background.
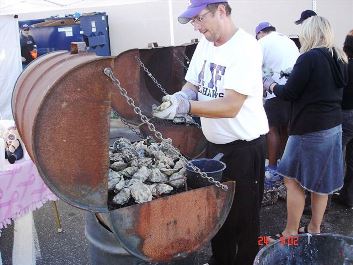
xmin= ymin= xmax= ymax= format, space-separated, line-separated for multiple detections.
xmin=294 ymin=9 xmax=317 ymax=25
xmin=153 ymin=1 xmax=268 ymax=264
xmin=263 ymin=16 xmax=347 ymax=237
xmin=20 ymin=24 xmax=37 ymax=67
xmin=333 ymin=30 xmax=353 ymax=208
xmin=255 ymin=22 xmax=299 ymax=190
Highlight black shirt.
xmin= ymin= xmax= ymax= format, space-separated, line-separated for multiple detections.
xmin=20 ymin=34 xmax=36 ymax=64
xmin=273 ymin=48 xmax=347 ymax=135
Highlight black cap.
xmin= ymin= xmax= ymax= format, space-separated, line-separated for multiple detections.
xmin=294 ymin=10 xmax=317 ymax=25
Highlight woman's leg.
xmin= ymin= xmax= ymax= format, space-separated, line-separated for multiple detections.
xmin=308 ymin=193 xmax=328 ymax=233
xmin=282 ymin=177 xmax=305 ymax=235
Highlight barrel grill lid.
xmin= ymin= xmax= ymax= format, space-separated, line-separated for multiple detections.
xmin=13 ymin=51 xmax=115 ymax=212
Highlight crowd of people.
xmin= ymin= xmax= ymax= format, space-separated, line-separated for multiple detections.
xmin=152 ymin=1 xmax=352 ymax=264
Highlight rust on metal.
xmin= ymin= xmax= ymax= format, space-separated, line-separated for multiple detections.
xmin=111 ymin=45 xmax=196 ymax=125
xmin=109 ymin=181 xmax=235 ymax=262
xmin=12 ymin=51 xmax=115 ymax=212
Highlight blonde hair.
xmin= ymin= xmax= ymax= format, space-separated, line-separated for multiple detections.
xmin=299 ymin=16 xmax=347 ymax=62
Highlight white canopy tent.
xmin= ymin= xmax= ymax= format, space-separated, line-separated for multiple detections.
xmin=0 ymin=0 xmax=164 ymax=15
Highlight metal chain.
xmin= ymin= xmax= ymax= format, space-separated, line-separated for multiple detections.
xmin=135 ymin=53 xmax=201 ymax=129
xmin=113 ymin=110 xmax=146 ymax=140
xmin=104 ymin=68 xmax=228 ymax=191
xmin=135 ymin=56 xmax=168 ymax=95
xmin=172 ymin=51 xmax=189 ymax=71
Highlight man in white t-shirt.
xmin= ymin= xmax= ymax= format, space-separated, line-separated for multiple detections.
xmin=255 ymin=22 xmax=299 ymax=189
xmin=153 ymin=1 xmax=268 ymax=264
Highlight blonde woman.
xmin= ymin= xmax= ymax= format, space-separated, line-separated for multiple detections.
xmin=263 ymin=16 xmax=348 ymax=239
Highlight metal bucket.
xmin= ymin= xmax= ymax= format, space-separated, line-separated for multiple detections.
xmin=254 ymin=233 xmax=353 ymax=265
xmin=12 ymin=49 xmax=235 ymax=263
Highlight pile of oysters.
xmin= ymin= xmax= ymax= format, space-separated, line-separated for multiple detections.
xmin=108 ymin=137 xmax=187 ymax=207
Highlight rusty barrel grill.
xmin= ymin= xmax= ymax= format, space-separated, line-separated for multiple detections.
xmin=12 ymin=45 xmax=235 ymax=263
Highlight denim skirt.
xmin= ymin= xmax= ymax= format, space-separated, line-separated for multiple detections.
xmin=277 ymin=125 xmax=343 ymax=194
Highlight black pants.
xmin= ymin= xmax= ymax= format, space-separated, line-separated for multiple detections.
xmin=206 ymin=136 xmax=266 ymax=265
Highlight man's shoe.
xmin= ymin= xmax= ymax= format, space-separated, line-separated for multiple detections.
xmin=264 ymin=167 xmax=282 ymax=189
xmin=332 ymin=193 xmax=353 ymax=209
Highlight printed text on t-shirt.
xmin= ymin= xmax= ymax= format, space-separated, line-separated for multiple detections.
xmin=198 ymin=60 xmax=225 ymax=98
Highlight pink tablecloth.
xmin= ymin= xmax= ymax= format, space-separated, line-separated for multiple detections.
xmin=0 ymin=159 xmax=57 ymax=230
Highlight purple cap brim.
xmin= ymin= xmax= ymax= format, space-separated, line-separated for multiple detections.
xmin=178 ymin=0 xmax=228 ymax=24
xmin=178 ymin=4 xmax=207 ymax=24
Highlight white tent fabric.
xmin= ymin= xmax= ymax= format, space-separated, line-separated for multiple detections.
xmin=0 ymin=0 xmax=161 ymax=15
xmin=0 ymin=15 xmax=22 ymax=119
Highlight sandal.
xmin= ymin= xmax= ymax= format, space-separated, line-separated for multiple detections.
xmin=298 ymin=225 xmax=309 ymax=234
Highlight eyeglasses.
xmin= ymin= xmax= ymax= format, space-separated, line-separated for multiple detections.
xmin=190 ymin=10 xmax=212 ymax=25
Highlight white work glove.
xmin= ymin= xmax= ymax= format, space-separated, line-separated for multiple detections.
xmin=152 ymin=95 xmax=190 ymax=120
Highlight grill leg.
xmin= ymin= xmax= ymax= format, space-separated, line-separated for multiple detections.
xmin=52 ymin=201 xmax=63 ymax=233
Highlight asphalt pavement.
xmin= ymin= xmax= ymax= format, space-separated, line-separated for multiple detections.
xmin=0 ymin=195 xmax=353 ymax=265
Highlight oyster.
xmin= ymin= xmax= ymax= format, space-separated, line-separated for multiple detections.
xmin=113 ymin=188 xmax=131 ymax=205
xmin=121 ymin=148 xmax=138 ymax=162
xmin=148 ymin=168 xmax=168 ymax=183
xmin=120 ymin=166 xmax=138 ymax=178
xmin=125 ymin=178 xmax=142 ymax=188
xmin=113 ymin=138 xmax=132 ymax=152
xmin=130 ymin=182 xmax=153 ymax=204
xmin=110 ymin=160 xmax=128 ymax=172
xmin=108 ymin=171 xmax=124 ymax=190
xmin=169 ymin=168 xmax=186 ymax=188
xmin=149 ymin=183 xmax=173 ymax=197
xmin=174 ymin=159 xmax=185 ymax=171
xmin=132 ymin=166 xmax=151 ymax=182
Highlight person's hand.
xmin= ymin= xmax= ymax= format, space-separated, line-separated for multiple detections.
xmin=279 ymin=67 xmax=293 ymax=79
xmin=263 ymin=76 xmax=277 ymax=94
xmin=152 ymin=95 xmax=190 ymax=120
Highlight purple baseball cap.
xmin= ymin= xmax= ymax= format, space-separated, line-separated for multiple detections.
xmin=255 ymin=22 xmax=273 ymax=35
xmin=178 ymin=0 xmax=228 ymax=24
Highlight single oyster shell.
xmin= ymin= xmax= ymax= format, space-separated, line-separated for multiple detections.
xmin=114 ymin=177 xmax=126 ymax=192
xmin=109 ymin=152 xmax=124 ymax=163
xmin=121 ymin=148 xmax=138 ymax=162
xmin=149 ymin=183 xmax=173 ymax=197
xmin=169 ymin=168 xmax=186 ymax=188
xmin=159 ymin=167 xmax=177 ymax=176
xmin=108 ymin=171 xmax=124 ymax=190
xmin=110 ymin=160 xmax=128 ymax=172
xmin=130 ymin=182 xmax=152 ymax=204
xmin=113 ymin=138 xmax=132 ymax=152
xmin=131 ymin=157 xmax=153 ymax=168
xmin=132 ymin=166 xmax=151 ymax=182
xmin=125 ymin=178 xmax=142 ymax=188
xmin=148 ymin=168 xmax=168 ymax=183
xmin=120 ymin=166 xmax=138 ymax=178
xmin=113 ymin=188 xmax=131 ymax=205
xmin=174 ymin=159 xmax=186 ymax=171
xmin=154 ymin=100 xmax=172 ymax=111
